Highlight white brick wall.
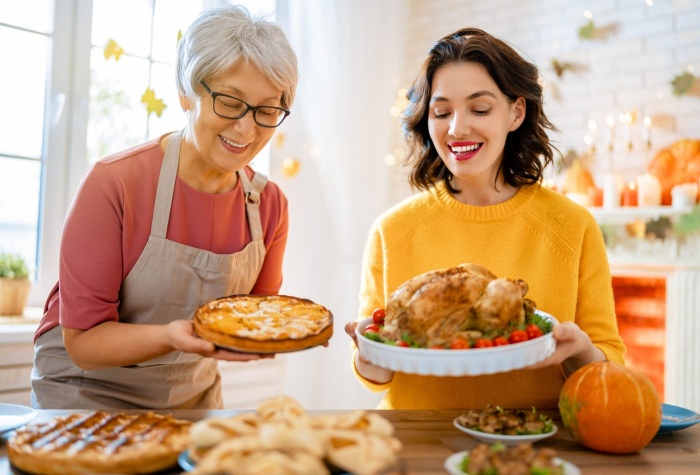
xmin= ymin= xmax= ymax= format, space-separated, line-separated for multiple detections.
xmin=389 ymin=0 xmax=700 ymax=197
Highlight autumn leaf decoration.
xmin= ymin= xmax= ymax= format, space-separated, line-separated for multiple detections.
xmin=141 ymin=88 xmax=167 ymax=117
xmin=578 ymin=20 xmax=618 ymax=41
xmin=551 ymin=59 xmax=575 ymax=78
xmin=104 ymin=38 xmax=125 ymax=61
xmin=671 ymin=72 xmax=699 ymax=96
xmin=578 ymin=20 xmax=596 ymax=40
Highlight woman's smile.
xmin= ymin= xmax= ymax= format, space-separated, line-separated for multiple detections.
xmin=449 ymin=141 xmax=482 ymax=161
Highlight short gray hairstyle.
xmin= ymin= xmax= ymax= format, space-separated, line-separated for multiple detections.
xmin=176 ymin=5 xmax=298 ymax=108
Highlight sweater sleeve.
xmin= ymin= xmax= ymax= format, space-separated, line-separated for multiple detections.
xmin=358 ymin=222 xmax=387 ymax=320
xmin=576 ymin=215 xmax=626 ymax=365
xmin=352 ymin=221 xmax=392 ymax=393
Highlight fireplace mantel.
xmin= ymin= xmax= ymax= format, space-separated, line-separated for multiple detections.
xmin=609 ymin=260 xmax=700 ymax=411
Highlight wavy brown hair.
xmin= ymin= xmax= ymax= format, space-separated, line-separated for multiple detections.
xmin=402 ymin=28 xmax=559 ymax=193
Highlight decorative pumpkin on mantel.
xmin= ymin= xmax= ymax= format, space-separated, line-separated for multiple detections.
xmin=559 ymin=361 xmax=661 ymax=454
xmin=561 ymin=159 xmax=596 ymax=195
xmin=647 ymin=138 xmax=700 ymax=205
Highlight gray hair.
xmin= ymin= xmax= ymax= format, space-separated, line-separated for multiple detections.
xmin=176 ymin=5 xmax=298 ymax=108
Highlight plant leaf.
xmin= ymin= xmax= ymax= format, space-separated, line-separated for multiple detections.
xmin=578 ymin=20 xmax=596 ymax=40
xmin=671 ymin=72 xmax=696 ymax=96
xmin=673 ymin=205 xmax=700 ymax=235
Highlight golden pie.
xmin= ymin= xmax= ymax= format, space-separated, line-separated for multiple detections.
xmin=8 ymin=411 xmax=192 ymax=475
xmin=194 ymin=294 xmax=333 ymax=353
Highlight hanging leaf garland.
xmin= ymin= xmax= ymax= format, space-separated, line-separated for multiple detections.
xmin=103 ymin=38 xmax=125 ymax=61
xmin=141 ymin=88 xmax=167 ymax=117
xmin=671 ymin=72 xmax=698 ymax=96
xmin=578 ymin=20 xmax=597 ymax=40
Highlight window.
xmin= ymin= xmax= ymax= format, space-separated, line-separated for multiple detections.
xmin=0 ymin=0 xmax=276 ymax=308
xmin=0 ymin=1 xmax=52 ymax=285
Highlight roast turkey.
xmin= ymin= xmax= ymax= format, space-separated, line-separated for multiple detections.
xmin=380 ymin=263 xmax=535 ymax=347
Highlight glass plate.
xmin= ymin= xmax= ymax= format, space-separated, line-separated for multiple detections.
xmin=444 ymin=450 xmax=580 ymax=475
xmin=657 ymin=403 xmax=700 ymax=434
xmin=453 ymin=417 xmax=557 ymax=446
xmin=0 ymin=404 xmax=38 ymax=433
xmin=355 ymin=310 xmax=558 ymax=376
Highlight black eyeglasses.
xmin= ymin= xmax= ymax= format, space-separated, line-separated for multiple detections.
xmin=200 ymin=80 xmax=290 ymax=128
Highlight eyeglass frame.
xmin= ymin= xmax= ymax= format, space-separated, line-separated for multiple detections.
xmin=199 ymin=80 xmax=290 ymax=128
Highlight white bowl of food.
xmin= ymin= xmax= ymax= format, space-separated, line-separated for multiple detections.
xmin=444 ymin=447 xmax=579 ymax=475
xmin=453 ymin=405 xmax=557 ymax=446
xmin=355 ymin=310 xmax=557 ymax=377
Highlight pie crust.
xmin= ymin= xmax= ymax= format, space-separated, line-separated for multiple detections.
xmin=194 ymin=294 xmax=333 ymax=353
xmin=8 ymin=411 xmax=192 ymax=475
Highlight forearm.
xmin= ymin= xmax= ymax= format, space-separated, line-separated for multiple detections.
xmin=63 ymin=321 xmax=173 ymax=370
xmin=562 ymin=344 xmax=606 ymax=378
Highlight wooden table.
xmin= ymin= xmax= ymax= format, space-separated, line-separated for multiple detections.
xmin=1 ymin=409 xmax=699 ymax=474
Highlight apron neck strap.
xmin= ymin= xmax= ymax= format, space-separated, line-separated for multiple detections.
xmin=151 ymin=131 xmax=182 ymax=238
xmin=238 ymin=169 xmax=268 ymax=241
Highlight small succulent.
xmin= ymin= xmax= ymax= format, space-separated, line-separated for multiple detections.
xmin=0 ymin=252 xmax=30 ymax=279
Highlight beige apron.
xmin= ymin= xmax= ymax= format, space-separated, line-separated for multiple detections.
xmin=32 ymin=131 xmax=267 ymax=409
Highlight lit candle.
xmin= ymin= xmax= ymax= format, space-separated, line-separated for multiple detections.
xmin=622 ymin=181 xmax=638 ymax=207
xmin=588 ymin=187 xmax=604 ymax=207
xmin=606 ymin=116 xmax=615 ymax=152
xmin=621 ymin=112 xmax=633 ymax=151
xmin=637 ymin=174 xmax=662 ymax=207
xmin=588 ymin=119 xmax=597 ymax=153
xmin=603 ymin=173 xmax=622 ymax=209
xmin=643 ymin=116 xmax=652 ymax=150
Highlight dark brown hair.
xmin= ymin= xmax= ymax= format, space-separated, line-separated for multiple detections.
xmin=402 ymin=27 xmax=559 ymax=193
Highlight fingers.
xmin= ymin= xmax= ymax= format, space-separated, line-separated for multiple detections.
xmin=344 ymin=322 xmax=358 ymax=337
xmin=345 ymin=322 xmax=359 ymax=347
xmin=211 ymin=349 xmax=275 ymax=362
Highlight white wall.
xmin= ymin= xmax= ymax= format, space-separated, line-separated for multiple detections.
xmin=403 ymin=0 xmax=700 ymax=183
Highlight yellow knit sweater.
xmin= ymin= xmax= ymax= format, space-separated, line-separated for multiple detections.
xmin=354 ymin=182 xmax=625 ymax=409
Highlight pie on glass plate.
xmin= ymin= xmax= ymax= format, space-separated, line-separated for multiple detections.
xmin=8 ymin=411 xmax=192 ymax=475
xmin=194 ymin=294 xmax=333 ymax=353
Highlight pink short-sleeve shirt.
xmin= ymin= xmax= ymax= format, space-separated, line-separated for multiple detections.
xmin=37 ymin=135 xmax=288 ymax=340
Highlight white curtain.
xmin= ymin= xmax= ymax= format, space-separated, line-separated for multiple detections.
xmin=271 ymin=0 xmax=408 ymax=409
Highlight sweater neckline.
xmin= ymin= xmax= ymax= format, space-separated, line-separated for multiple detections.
xmin=433 ymin=181 xmax=537 ymax=221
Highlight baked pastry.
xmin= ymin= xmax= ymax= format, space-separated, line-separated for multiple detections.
xmin=382 ymin=263 xmax=536 ymax=347
xmin=194 ymin=294 xmax=333 ymax=353
xmin=189 ymin=396 xmax=401 ymax=475
xmin=8 ymin=411 xmax=192 ymax=475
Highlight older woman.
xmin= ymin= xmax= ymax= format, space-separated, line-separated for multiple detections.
xmin=32 ymin=5 xmax=298 ymax=409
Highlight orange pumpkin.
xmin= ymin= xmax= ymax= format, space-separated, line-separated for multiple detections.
xmin=558 ymin=361 xmax=661 ymax=454
xmin=562 ymin=159 xmax=596 ymax=194
xmin=647 ymin=138 xmax=700 ymax=205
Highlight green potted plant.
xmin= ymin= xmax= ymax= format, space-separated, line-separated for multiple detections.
xmin=0 ymin=251 xmax=31 ymax=316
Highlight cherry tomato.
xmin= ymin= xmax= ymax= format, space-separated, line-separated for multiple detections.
xmin=450 ymin=338 xmax=470 ymax=350
xmin=526 ymin=323 xmax=544 ymax=339
xmin=365 ymin=323 xmax=381 ymax=334
xmin=396 ymin=339 xmax=410 ymax=347
xmin=493 ymin=336 xmax=509 ymax=346
xmin=508 ymin=329 xmax=529 ymax=344
xmin=429 ymin=344 xmax=446 ymax=350
xmin=372 ymin=308 xmax=386 ymax=325
xmin=473 ymin=338 xmax=494 ymax=348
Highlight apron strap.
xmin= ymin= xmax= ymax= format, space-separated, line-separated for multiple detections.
xmin=151 ymin=131 xmax=182 ymax=238
xmin=238 ymin=169 xmax=267 ymax=242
